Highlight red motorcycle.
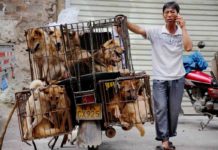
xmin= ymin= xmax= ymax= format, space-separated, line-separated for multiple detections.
xmin=184 ymin=41 xmax=218 ymax=130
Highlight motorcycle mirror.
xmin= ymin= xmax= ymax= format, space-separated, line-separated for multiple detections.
xmin=210 ymin=71 xmax=218 ymax=87
xmin=197 ymin=41 xmax=205 ymax=49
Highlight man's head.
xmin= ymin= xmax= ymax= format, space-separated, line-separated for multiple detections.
xmin=162 ymin=1 xmax=180 ymax=24
xmin=163 ymin=1 xmax=180 ymax=13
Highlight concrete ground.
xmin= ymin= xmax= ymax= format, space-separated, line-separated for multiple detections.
xmin=1 ymin=102 xmax=218 ymax=150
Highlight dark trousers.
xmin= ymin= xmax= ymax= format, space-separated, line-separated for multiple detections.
xmin=152 ymin=77 xmax=185 ymax=141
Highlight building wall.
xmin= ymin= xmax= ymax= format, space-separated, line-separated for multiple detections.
xmin=65 ymin=0 xmax=218 ymax=110
xmin=0 ymin=0 xmax=65 ymax=99
xmin=0 ymin=0 xmax=61 ymax=43
xmin=65 ymin=0 xmax=218 ymax=76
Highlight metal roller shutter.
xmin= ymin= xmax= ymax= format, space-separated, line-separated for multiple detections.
xmin=65 ymin=0 xmax=218 ymax=114
xmin=65 ymin=0 xmax=218 ymax=76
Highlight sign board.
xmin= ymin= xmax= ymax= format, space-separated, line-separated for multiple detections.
xmin=0 ymin=43 xmax=15 ymax=91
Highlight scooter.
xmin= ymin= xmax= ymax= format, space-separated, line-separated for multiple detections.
xmin=184 ymin=41 xmax=218 ymax=130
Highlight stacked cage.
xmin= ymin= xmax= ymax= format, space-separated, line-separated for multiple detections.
xmin=16 ymin=85 xmax=72 ymax=141
xmin=16 ymin=24 xmax=79 ymax=140
xmin=58 ymin=16 xmax=153 ymax=136
xmin=59 ymin=17 xmax=137 ymax=124
xmin=98 ymin=74 xmax=153 ymax=137
xmin=16 ymin=16 xmax=153 ymax=141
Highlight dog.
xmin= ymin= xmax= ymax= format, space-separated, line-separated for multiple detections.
xmin=25 ymin=28 xmax=49 ymax=56
xmin=42 ymin=54 xmax=67 ymax=84
xmin=65 ymin=31 xmax=91 ymax=62
xmin=25 ymin=28 xmax=50 ymax=80
xmin=42 ymin=84 xmax=71 ymax=131
xmin=23 ymin=81 xmax=71 ymax=139
xmin=47 ymin=27 xmax=64 ymax=53
xmin=107 ymin=79 xmax=147 ymax=136
xmin=22 ymin=117 xmax=61 ymax=139
xmin=119 ymin=95 xmax=148 ymax=136
xmin=107 ymin=79 xmax=140 ymax=119
xmin=67 ymin=31 xmax=92 ymax=76
xmin=24 ymin=79 xmax=47 ymax=139
xmin=94 ymin=39 xmax=129 ymax=74
xmin=25 ymin=28 xmax=68 ymax=83
xmin=32 ymin=118 xmax=61 ymax=138
xmin=44 ymin=27 xmax=69 ymax=83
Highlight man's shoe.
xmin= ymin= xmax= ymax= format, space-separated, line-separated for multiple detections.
xmin=156 ymin=145 xmax=176 ymax=150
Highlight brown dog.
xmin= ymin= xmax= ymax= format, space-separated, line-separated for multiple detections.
xmin=47 ymin=27 xmax=64 ymax=53
xmin=66 ymin=31 xmax=92 ymax=76
xmin=107 ymin=79 xmax=147 ymax=136
xmin=63 ymin=31 xmax=91 ymax=62
xmin=23 ymin=117 xmax=61 ymax=139
xmin=23 ymin=80 xmax=70 ymax=139
xmin=25 ymin=28 xmax=50 ymax=80
xmin=25 ymin=28 xmax=67 ymax=83
xmin=42 ymin=85 xmax=71 ymax=131
xmin=94 ymin=39 xmax=129 ymax=74
xmin=33 ymin=118 xmax=61 ymax=138
xmin=120 ymin=95 xmax=148 ymax=136
xmin=42 ymin=55 xmax=67 ymax=84
xmin=45 ymin=27 xmax=69 ymax=83
xmin=25 ymin=28 xmax=49 ymax=56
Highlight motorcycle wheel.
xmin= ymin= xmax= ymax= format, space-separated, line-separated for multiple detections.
xmin=88 ymin=146 xmax=99 ymax=150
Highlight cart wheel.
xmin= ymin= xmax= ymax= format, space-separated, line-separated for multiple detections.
xmin=88 ymin=145 xmax=99 ymax=150
xmin=105 ymin=127 xmax=116 ymax=138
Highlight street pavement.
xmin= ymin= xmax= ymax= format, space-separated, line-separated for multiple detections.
xmin=1 ymin=105 xmax=218 ymax=150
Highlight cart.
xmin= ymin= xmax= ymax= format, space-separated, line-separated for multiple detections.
xmin=15 ymin=15 xmax=154 ymax=150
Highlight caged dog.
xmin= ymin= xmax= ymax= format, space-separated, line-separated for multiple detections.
xmin=107 ymin=79 xmax=148 ymax=136
xmin=32 ymin=84 xmax=71 ymax=138
xmin=42 ymin=84 xmax=71 ymax=131
xmin=45 ymin=27 xmax=69 ymax=83
xmin=67 ymin=37 xmax=121 ymax=76
xmin=25 ymin=28 xmax=49 ymax=80
xmin=24 ymin=79 xmax=47 ymax=139
xmin=23 ymin=80 xmax=70 ymax=139
xmin=67 ymin=31 xmax=92 ymax=76
xmin=94 ymin=39 xmax=129 ymax=74
xmin=67 ymin=31 xmax=91 ymax=62
xmin=62 ymin=33 xmax=128 ymax=76
xmin=120 ymin=94 xmax=149 ymax=136
xmin=47 ymin=27 xmax=65 ymax=53
xmin=25 ymin=28 xmax=67 ymax=84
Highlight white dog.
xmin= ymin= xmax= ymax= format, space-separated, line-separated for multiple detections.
xmin=24 ymin=80 xmax=46 ymax=139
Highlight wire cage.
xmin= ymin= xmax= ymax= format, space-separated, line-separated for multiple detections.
xmin=15 ymin=85 xmax=72 ymax=141
xmin=25 ymin=25 xmax=72 ymax=83
xmin=98 ymin=74 xmax=154 ymax=130
xmin=56 ymin=17 xmax=135 ymax=121
xmin=22 ymin=16 xmax=153 ymax=139
xmin=25 ymin=16 xmax=133 ymax=88
xmin=60 ymin=17 xmax=133 ymax=79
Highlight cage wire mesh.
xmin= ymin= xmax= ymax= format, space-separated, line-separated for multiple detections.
xmin=25 ymin=17 xmax=133 ymax=85
xmin=20 ymin=16 xmax=153 ymax=140
xmin=98 ymin=74 xmax=153 ymax=128
xmin=15 ymin=85 xmax=72 ymax=141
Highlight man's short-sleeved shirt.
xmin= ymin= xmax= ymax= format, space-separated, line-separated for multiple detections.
xmin=145 ymin=25 xmax=186 ymax=80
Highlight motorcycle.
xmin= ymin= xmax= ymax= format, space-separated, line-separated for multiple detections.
xmin=184 ymin=41 xmax=218 ymax=130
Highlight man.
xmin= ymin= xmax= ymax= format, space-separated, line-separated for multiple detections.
xmin=118 ymin=1 xmax=192 ymax=150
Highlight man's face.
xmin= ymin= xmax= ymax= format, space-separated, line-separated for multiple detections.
xmin=163 ymin=8 xmax=178 ymax=24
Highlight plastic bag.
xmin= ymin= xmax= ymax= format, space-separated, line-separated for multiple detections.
xmin=57 ymin=7 xmax=80 ymax=24
xmin=183 ymin=51 xmax=208 ymax=73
